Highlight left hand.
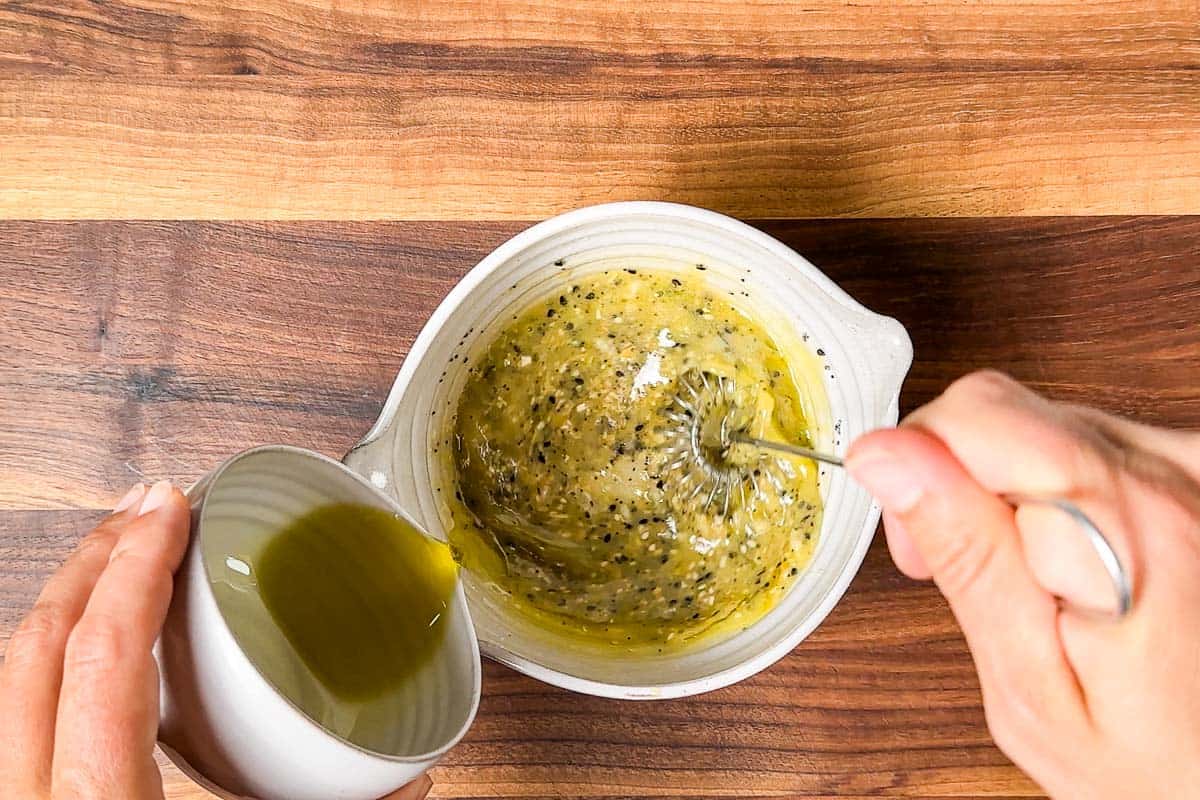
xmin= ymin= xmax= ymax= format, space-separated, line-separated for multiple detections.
xmin=0 ymin=480 xmax=432 ymax=800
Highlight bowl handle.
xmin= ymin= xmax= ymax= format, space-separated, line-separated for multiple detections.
xmin=342 ymin=430 xmax=394 ymax=490
xmin=859 ymin=314 xmax=913 ymax=426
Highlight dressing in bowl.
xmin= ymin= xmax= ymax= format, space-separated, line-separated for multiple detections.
xmin=445 ymin=267 xmax=825 ymax=651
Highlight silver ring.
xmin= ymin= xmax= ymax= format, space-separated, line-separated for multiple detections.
xmin=1005 ymin=495 xmax=1133 ymax=619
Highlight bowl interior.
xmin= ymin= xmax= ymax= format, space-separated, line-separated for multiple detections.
xmin=355 ymin=203 xmax=911 ymax=697
xmin=197 ymin=446 xmax=480 ymax=755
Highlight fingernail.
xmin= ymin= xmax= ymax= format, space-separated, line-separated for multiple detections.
xmin=113 ymin=483 xmax=146 ymax=513
xmin=417 ymin=774 xmax=433 ymax=799
xmin=847 ymin=450 xmax=924 ymax=513
xmin=137 ymin=480 xmax=174 ymax=516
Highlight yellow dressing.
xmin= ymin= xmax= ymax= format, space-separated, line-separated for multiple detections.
xmin=444 ymin=268 xmax=824 ymax=650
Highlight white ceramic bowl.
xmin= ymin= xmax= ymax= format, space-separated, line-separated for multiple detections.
xmin=157 ymin=203 xmax=912 ymax=800
xmin=344 ymin=201 xmax=912 ymax=699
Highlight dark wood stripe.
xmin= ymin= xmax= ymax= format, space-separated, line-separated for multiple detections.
xmin=1 ymin=216 xmax=1197 ymax=507
xmin=3 ymin=215 xmax=1194 ymax=798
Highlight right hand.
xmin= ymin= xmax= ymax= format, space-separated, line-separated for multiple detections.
xmin=846 ymin=371 xmax=1200 ymax=798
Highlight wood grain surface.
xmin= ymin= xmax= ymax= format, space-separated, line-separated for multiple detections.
xmin=5 ymin=0 xmax=1199 ymax=73
xmin=4 ymin=70 xmax=1198 ymax=220
xmin=2 ymin=217 xmax=1199 ymax=799
xmin=2 ymin=2 xmax=1199 ymax=798
xmin=3 ymin=217 xmax=1199 ymax=510
xmin=2 ymin=1 xmax=1199 ymax=218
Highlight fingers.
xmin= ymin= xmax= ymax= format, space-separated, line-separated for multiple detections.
xmin=847 ymin=427 xmax=1090 ymax=758
xmin=905 ymin=371 xmax=1143 ymax=613
xmin=1068 ymin=404 xmax=1200 ymax=505
xmin=1014 ymin=502 xmax=1126 ymax=614
xmin=0 ymin=484 xmax=147 ymax=797
xmin=881 ymin=512 xmax=931 ymax=580
xmin=380 ymin=774 xmax=433 ymax=800
xmin=51 ymin=481 xmax=191 ymax=799
xmin=905 ymin=371 xmax=1117 ymax=497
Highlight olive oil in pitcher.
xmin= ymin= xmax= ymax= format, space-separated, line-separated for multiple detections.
xmin=209 ymin=502 xmax=459 ymax=747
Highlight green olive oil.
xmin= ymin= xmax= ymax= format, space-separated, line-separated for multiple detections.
xmin=254 ymin=503 xmax=458 ymax=702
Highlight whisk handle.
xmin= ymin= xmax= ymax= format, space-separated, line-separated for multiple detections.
xmin=730 ymin=434 xmax=845 ymax=467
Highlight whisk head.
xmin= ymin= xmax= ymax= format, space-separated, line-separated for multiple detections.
xmin=660 ymin=369 xmax=765 ymax=517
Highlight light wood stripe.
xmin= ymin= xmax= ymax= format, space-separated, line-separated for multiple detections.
xmin=2 ymin=72 xmax=1197 ymax=219
xmin=3 ymin=0 xmax=1198 ymax=75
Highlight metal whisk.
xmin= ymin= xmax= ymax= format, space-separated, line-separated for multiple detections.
xmin=660 ymin=369 xmax=843 ymax=516
xmin=659 ymin=372 xmax=1136 ymax=619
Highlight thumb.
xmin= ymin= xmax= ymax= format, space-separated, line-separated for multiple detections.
xmin=846 ymin=428 xmax=1084 ymax=724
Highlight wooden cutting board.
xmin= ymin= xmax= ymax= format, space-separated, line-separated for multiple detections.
xmin=2 ymin=3 xmax=1198 ymax=798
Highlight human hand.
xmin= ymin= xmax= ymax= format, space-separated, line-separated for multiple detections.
xmin=846 ymin=371 xmax=1200 ymax=798
xmin=0 ymin=481 xmax=432 ymax=800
